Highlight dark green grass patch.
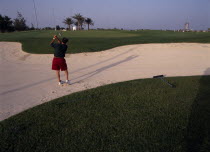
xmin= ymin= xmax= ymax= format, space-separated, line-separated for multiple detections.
xmin=1 ymin=76 xmax=210 ymax=152
xmin=0 ymin=30 xmax=209 ymax=54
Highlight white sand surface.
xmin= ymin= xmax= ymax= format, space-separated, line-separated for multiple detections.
xmin=0 ymin=42 xmax=210 ymax=121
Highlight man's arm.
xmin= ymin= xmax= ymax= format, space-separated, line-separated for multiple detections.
xmin=55 ymin=36 xmax=62 ymax=44
xmin=50 ymin=35 xmax=56 ymax=45
xmin=50 ymin=35 xmax=62 ymax=48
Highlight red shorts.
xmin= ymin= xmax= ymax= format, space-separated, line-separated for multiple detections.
xmin=52 ymin=57 xmax=67 ymax=71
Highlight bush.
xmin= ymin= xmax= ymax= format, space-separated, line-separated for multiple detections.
xmin=0 ymin=14 xmax=14 ymax=32
xmin=13 ymin=12 xmax=28 ymax=31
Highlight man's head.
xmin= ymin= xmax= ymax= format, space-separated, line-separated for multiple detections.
xmin=62 ymin=37 xmax=68 ymax=44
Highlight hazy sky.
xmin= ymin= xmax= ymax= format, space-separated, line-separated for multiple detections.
xmin=0 ymin=0 xmax=210 ymax=30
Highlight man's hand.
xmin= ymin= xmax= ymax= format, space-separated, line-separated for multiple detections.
xmin=50 ymin=35 xmax=57 ymax=45
xmin=52 ymin=35 xmax=61 ymax=44
xmin=53 ymin=35 xmax=57 ymax=39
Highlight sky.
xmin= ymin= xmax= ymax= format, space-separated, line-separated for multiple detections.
xmin=0 ymin=0 xmax=210 ymax=30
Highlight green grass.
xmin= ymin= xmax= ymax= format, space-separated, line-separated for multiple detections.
xmin=1 ymin=76 xmax=210 ymax=152
xmin=0 ymin=30 xmax=210 ymax=54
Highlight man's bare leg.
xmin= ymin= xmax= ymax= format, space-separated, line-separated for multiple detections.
xmin=56 ymin=70 xmax=61 ymax=82
xmin=64 ymin=70 xmax=69 ymax=81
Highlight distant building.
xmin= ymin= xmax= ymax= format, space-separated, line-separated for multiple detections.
xmin=73 ymin=26 xmax=77 ymax=31
xmin=184 ymin=22 xmax=190 ymax=31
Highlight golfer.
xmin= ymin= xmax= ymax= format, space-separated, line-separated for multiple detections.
xmin=50 ymin=35 xmax=70 ymax=85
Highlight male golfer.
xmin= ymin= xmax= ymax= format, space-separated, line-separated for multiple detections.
xmin=50 ymin=35 xmax=70 ymax=85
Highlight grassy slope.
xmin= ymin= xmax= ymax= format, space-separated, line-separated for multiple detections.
xmin=0 ymin=76 xmax=210 ymax=152
xmin=0 ymin=30 xmax=210 ymax=54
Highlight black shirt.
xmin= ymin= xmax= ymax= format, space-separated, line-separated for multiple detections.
xmin=51 ymin=43 xmax=68 ymax=58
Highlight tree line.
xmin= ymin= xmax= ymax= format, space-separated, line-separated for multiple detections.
xmin=63 ymin=13 xmax=94 ymax=30
xmin=0 ymin=12 xmax=94 ymax=33
xmin=0 ymin=12 xmax=28 ymax=33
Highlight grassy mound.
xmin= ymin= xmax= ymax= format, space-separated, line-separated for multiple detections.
xmin=1 ymin=76 xmax=210 ymax=152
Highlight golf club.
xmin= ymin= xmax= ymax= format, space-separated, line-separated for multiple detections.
xmin=58 ymin=32 xmax=62 ymax=37
xmin=153 ymin=75 xmax=176 ymax=88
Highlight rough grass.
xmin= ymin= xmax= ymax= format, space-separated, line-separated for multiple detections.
xmin=0 ymin=30 xmax=209 ymax=54
xmin=1 ymin=76 xmax=210 ymax=152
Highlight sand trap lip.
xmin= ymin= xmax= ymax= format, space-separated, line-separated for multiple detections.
xmin=0 ymin=42 xmax=210 ymax=121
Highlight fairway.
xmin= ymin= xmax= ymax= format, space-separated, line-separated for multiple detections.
xmin=0 ymin=30 xmax=210 ymax=54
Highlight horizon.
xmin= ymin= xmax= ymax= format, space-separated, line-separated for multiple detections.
xmin=0 ymin=0 xmax=210 ymax=30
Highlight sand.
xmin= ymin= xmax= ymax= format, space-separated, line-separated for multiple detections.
xmin=0 ymin=42 xmax=210 ymax=121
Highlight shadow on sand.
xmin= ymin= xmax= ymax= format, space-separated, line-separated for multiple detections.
xmin=71 ymin=55 xmax=138 ymax=84
xmin=186 ymin=68 xmax=210 ymax=152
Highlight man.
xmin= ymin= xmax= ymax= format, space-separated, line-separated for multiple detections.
xmin=50 ymin=35 xmax=70 ymax=85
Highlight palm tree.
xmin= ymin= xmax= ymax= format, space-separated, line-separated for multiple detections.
xmin=72 ymin=13 xmax=85 ymax=30
xmin=85 ymin=18 xmax=94 ymax=30
xmin=63 ymin=17 xmax=74 ymax=30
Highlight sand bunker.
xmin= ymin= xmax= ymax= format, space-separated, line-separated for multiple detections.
xmin=0 ymin=42 xmax=210 ymax=121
